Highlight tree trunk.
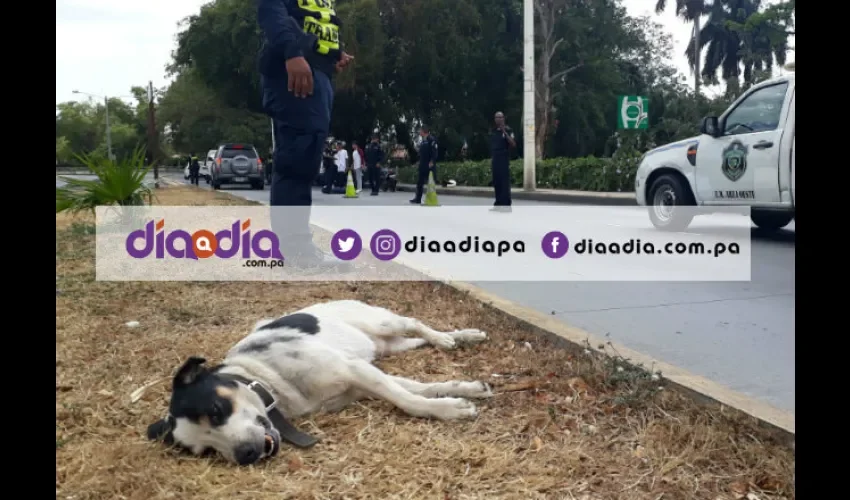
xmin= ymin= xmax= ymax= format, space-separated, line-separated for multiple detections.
xmin=535 ymin=58 xmax=550 ymax=159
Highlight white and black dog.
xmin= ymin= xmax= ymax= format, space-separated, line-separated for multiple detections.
xmin=147 ymin=300 xmax=492 ymax=465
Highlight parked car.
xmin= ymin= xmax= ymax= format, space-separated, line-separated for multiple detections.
xmin=210 ymin=143 xmax=265 ymax=190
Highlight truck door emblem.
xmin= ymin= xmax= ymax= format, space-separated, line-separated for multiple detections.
xmin=721 ymin=140 xmax=748 ymax=182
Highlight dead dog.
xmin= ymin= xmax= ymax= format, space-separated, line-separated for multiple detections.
xmin=147 ymin=300 xmax=492 ymax=465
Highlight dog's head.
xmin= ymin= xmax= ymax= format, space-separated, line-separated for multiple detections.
xmin=146 ymin=357 xmax=281 ymax=465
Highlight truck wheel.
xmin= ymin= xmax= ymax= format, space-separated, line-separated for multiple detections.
xmin=648 ymin=174 xmax=695 ymax=232
xmin=751 ymin=211 xmax=793 ymax=231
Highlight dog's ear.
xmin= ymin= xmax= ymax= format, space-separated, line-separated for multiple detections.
xmin=174 ymin=356 xmax=207 ymax=387
xmin=146 ymin=418 xmax=174 ymax=444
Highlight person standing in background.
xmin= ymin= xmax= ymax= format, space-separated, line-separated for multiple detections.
xmin=489 ymin=111 xmax=516 ymax=212
xmin=410 ymin=125 xmax=438 ymax=204
xmin=351 ymin=140 xmax=364 ymax=193
xmin=188 ymin=153 xmax=201 ymax=186
xmin=364 ymin=133 xmax=384 ymax=196
xmin=321 ymin=139 xmax=336 ymax=194
xmin=334 ymin=141 xmax=349 ymax=188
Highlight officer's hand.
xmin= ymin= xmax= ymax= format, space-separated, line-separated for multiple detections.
xmin=286 ymin=57 xmax=313 ymax=98
xmin=336 ymin=52 xmax=354 ymax=73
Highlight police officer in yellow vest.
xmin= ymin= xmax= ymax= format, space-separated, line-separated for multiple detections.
xmin=258 ymin=0 xmax=354 ymax=270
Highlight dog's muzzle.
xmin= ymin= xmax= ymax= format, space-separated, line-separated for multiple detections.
xmin=223 ymin=374 xmax=319 ymax=455
xmin=263 ymin=428 xmax=281 ymax=458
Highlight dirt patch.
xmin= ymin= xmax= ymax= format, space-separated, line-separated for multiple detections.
xmin=56 ymin=186 xmax=794 ymax=500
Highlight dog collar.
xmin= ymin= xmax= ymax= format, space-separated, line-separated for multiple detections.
xmin=220 ymin=373 xmax=319 ymax=449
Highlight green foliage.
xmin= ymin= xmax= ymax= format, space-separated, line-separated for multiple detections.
xmin=681 ymin=0 xmax=794 ymax=89
xmin=56 ymin=147 xmax=154 ymax=214
xmin=156 ymin=68 xmax=272 ymax=156
xmin=56 ymin=94 xmax=155 ymax=165
xmin=56 ymin=136 xmax=73 ymax=165
xmin=397 ymin=152 xmax=641 ymax=192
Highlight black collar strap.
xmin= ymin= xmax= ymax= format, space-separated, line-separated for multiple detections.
xmin=220 ymin=373 xmax=319 ymax=449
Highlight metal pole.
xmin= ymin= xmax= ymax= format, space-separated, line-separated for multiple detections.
xmin=148 ymin=81 xmax=159 ymax=185
xmin=693 ymin=17 xmax=701 ymax=96
xmin=104 ymin=95 xmax=113 ymax=161
xmin=270 ymin=118 xmax=276 ymax=152
xmin=522 ymin=0 xmax=536 ymax=191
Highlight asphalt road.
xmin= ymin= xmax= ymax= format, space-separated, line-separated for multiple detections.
xmin=141 ymin=175 xmax=798 ymax=413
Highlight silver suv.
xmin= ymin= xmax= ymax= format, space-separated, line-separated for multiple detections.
xmin=210 ymin=143 xmax=265 ymax=190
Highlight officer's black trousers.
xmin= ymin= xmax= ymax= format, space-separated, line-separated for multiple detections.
xmin=367 ymin=164 xmax=382 ymax=193
xmin=189 ymin=171 xmax=200 ymax=186
xmin=491 ymin=156 xmax=512 ymax=206
xmin=263 ymin=70 xmax=333 ymax=255
xmin=413 ymin=165 xmax=437 ymax=201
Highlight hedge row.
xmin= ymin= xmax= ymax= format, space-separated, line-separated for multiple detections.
xmin=394 ymin=154 xmax=641 ymax=192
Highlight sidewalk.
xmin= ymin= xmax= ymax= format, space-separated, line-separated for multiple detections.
xmin=396 ymin=183 xmax=637 ymax=206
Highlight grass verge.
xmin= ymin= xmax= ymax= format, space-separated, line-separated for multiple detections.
xmin=56 ymin=186 xmax=794 ymax=500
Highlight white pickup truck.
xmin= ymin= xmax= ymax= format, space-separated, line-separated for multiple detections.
xmin=635 ymin=70 xmax=795 ymax=231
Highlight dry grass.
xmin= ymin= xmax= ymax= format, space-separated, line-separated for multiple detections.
xmin=56 ymin=186 xmax=794 ymax=500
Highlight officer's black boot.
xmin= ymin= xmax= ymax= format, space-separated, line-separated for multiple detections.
xmin=270 ymin=182 xmax=352 ymax=273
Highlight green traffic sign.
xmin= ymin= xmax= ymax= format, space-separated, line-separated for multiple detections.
xmin=617 ymin=95 xmax=649 ymax=129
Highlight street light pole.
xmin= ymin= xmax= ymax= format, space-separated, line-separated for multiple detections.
xmin=522 ymin=0 xmax=536 ymax=191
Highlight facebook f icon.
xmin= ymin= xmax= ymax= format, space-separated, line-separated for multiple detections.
xmin=542 ymin=231 xmax=569 ymax=259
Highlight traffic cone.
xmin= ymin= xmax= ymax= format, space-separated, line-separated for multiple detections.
xmin=343 ymin=170 xmax=358 ymax=198
xmin=423 ymin=171 xmax=440 ymax=206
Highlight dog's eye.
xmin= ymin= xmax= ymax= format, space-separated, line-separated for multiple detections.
xmin=209 ymin=405 xmax=224 ymax=426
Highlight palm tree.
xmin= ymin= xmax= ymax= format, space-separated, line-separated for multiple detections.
xmin=686 ymin=0 xmax=784 ymax=91
xmin=655 ymin=0 xmax=709 ymax=94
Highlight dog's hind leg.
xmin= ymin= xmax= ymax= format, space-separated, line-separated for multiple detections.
xmin=360 ymin=315 xmax=487 ymax=351
xmin=403 ymin=319 xmax=488 ymax=350
xmin=346 ymin=360 xmax=478 ymax=420
xmin=389 ymin=375 xmax=493 ymax=399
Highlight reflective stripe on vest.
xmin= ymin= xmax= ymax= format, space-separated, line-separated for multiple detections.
xmin=296 ymin=0 xmax=341 ymax=57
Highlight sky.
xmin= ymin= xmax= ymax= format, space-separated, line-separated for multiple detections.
xmin=55 ymin=0 xmax=792 ymax=106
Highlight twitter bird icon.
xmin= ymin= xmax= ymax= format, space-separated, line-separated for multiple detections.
xmin=330 ymin=229 xmax=362 ymax=261
xmin=338 ymin=237 xmax=355 ymax=253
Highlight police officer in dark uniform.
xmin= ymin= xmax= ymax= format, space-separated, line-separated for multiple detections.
xmin=188 ymin=153 xmax=201 ymax=186
xmin=257 ymin=0 xmax=354 ymax=269
xmin=410 ymin=125 xmax=439 ymax=204
xmin=489 ymin=111 xmax=516 ymax=212
xmin=364 ymin=133 xmax=384 ymax=196
xmin=321 ymin=138 xmax=337 ymax=193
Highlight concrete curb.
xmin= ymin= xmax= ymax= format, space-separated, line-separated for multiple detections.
xmin=396 ymin=183 xmax=637 ymax=206
xmin=208 ymin=188 xmax=796 ymax=447
xmin=448 ymin=281 xmax=795 ymax=443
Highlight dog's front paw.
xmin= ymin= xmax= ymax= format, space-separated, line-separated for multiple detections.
xmin=432 ymin=398 xmax=478 ymax=420
xmin=466 ymin=381 xmax=494 ymax=399
xmin=450 ymin=329 xmax=488 ymax=344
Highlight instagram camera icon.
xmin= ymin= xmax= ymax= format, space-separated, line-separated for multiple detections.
xmin=370 ymin=229 xmax=401 ymax=261
xmin=375 ymin=235 xmax=396 ymax=255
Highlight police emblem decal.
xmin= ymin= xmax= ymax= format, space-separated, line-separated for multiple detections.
xmin=721 ymin=140 xmax=748 ymax=182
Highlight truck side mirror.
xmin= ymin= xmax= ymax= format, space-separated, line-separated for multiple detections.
xmin=700 ymin=116 xmax=720 ymax=137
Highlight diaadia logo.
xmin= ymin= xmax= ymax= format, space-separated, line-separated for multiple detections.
xmin=125 ymin=219 xmax=284 ymax=260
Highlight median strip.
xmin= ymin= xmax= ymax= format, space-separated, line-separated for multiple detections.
xmin=57 ymin=185 xmax=793 ymax=499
